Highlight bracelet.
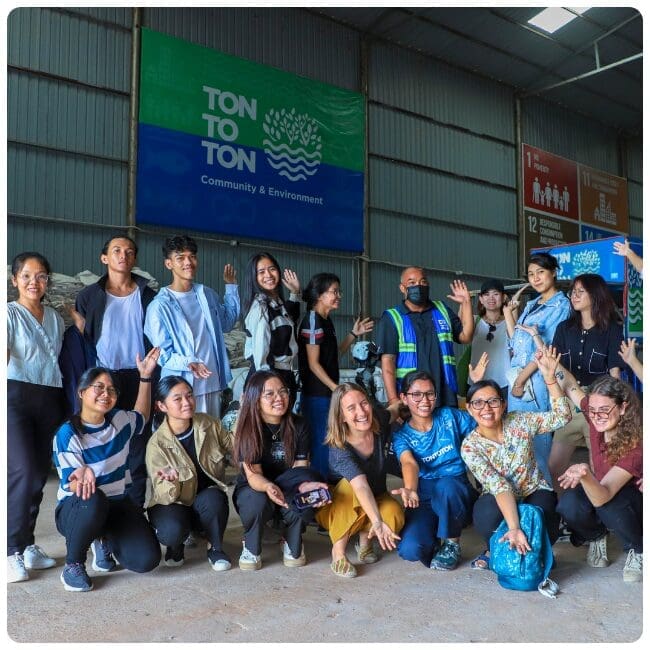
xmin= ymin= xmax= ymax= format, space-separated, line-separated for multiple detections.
xmin=544 ymin=380 xmax=557 ymax=386
xmin=349 ymin=330 xmax=358 ymax=338
xmin=139 ymin=376 xmax=153 ymax=383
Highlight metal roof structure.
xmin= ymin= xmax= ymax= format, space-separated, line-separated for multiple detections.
xmin=310 ymin=6 xmax=642 ymax=136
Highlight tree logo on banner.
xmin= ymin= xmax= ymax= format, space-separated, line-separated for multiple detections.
xmin=572 ymin=249 xmax=601 ymax=275
xmin=262 ymin=108 xmax=322 ymax=182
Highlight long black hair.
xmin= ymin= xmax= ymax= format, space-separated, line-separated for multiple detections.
xmin=565 ymin=273 xmax=621 ymax=331
xmin=242 ymin=251 xmax=285 ymax=317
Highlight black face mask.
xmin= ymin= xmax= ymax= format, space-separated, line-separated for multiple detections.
xmin=406 ymin=284 xmax=429 ymax=306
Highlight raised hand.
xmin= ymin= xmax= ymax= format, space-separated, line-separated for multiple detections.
xmin=618 ymin=338 xmax=637 ymax=365
xmin=223 ymin=263 xmax=237 ymax=284
xmin=447 ymin=280 xmax=471 ymax=304
xmin=468 ymin=351 xmax=489 ymax=383
xmin=613 ymin=239 xmax=631 ymax=258
xmin=352 ymin=316 xmax=374 ymax=337
xmin=136 ymin=346 xmax=161 ymax=377
xmin=534 ymin=345 xmax=561 ymax=381
xmin=282 ymin=268 xmax=301 ymax=295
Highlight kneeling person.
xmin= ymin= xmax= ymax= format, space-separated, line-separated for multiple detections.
xmin=393 ymin=371 xmax=477 ymax=570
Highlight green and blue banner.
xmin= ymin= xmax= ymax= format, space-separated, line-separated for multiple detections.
xmin=137 ymin=29 xmax=365 ymax=251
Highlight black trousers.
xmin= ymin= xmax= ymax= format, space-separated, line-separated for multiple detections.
xmin=112 ymin=367 xmax=159 ymax=508
xmin=7 ymin=380 xmax=65 ymax=555
xmin=557 ymin=483 xmax=643 ymax=553
xmin=472 ymin=489 xmax=560 ymax=546
xmin=55 ymin=491 xmax=160 ymax=571
xmin=233 ymin=482 xmax=314 ymax=557
xmin=148 ymin=487 xmax=230 ymax=552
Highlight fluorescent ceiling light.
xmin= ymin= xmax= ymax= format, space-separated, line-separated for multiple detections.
xmin=528 ymin=7 xmax=590 ymax=33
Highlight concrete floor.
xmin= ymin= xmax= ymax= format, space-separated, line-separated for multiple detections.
xmin=6 ymin=471 xmax=643 ymax=643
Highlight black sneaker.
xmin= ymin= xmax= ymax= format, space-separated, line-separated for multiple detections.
xmin=164 ymin=545 xmax=185 ymax=567
xmin=207 ymin=547 xmax=232 ymax=572
xmin=60 ymin=562 xmax=93 ymax=592
xmin=90 ymin=538 xmax=116 ymax=572
xmin=557 ymin=519 xmax=571 ymax=543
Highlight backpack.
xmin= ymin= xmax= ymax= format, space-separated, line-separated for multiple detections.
xmin=489 ymin=503 xmax=558 ymax=597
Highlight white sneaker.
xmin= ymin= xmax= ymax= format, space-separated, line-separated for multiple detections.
xmin=23 ymin=544 xmax=56 ymax=570
xmin=587 ymin=535 xmax=610 ymax=568
xmin=282 ymin=541 xmax=306 ymax=568
xmin=8 ymin=553 xmax=29 ymax=583
xmin=238 ymin=542 xmax=262 ymax=571
xmin=623 ymin=549 xmax=643 ymax=583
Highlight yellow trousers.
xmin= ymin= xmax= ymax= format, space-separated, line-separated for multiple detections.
xmin=315 ymin=479 xmax=405 ymax=544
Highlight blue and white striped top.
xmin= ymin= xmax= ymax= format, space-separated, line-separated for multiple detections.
xmin=53 ymin=408 xmax=144 ymax=503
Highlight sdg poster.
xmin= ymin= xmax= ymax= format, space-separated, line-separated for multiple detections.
xmin=136 ymin=29 xmax=365 ymax=252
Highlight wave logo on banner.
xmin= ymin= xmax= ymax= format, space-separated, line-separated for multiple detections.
xmin=262 ymin=108 xmax=322 ymax=182
xmin=571 ymin=249 xmax=601 ymax=275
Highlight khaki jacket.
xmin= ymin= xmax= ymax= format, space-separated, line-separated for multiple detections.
xmin=146 ymin=413 xmax=233 ymax=507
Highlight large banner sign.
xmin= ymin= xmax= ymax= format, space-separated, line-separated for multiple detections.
xmin=136 ymin=29 xmax=365 ymax=252
xmin=522 ymin=144 xmax=629 ymax=254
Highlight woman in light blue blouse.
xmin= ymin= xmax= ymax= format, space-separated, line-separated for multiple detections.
xmin=7 ymin=252 xmax=66 ymax=583
xmin=504 ymin=252 xmax=570 ymax=484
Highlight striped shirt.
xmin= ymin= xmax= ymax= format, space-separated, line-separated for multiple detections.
xmin=53 ymin=408 xmax=144 ymax=503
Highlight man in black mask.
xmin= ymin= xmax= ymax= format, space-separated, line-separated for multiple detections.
xmin=376 ymin=266 xmax=474 ymax=408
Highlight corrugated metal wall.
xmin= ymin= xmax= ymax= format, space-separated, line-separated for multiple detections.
xmin=8 ymin=6 xmax=642 ymax=350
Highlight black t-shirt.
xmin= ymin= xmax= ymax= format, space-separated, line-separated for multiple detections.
xmin=328 ymin=407 xmax=392 ymax=496
xmin=297 ymin=310 xmax=339 ymax=397
xmin=552 ymin=319 xmax=624 ymax=387
xmin=376 ymin=301 xmax=463 ymax=407
xmin=177 ymin=427 xmax=216 ymax=494
xmin=236 ymin=415 xmax=311 ymax=487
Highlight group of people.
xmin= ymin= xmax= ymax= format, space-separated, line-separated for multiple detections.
xmin=6 ymin=233 xmax=643 ymax=592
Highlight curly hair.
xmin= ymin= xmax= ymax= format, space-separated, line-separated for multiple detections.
xmin=587 ymin=375 xmax=641 ymax=465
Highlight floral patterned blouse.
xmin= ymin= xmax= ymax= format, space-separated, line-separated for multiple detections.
xmin=461 ymin=396 xmax=572 ymax=498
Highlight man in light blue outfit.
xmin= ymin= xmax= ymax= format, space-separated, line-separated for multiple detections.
xmin=392 ymin=370 xmax=477 ymax=570
xmin=144 ymin=235 xmax=240 ymax=419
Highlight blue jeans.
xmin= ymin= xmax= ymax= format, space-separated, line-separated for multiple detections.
xmin=398 ymin=475 xmax=476 ymax=566
xmin=302 ymin=395 xmax=331 ymax=478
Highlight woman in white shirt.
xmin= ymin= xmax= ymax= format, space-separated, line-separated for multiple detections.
xmin=7 ymin=252 xmax=66 ymax=583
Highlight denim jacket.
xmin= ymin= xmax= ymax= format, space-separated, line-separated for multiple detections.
xmin=144 ymin=283 xmax=240 ymax=391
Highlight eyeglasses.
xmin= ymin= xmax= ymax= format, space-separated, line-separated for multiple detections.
xmin=486 ymin=323 xmax=497 ymax=342
xmin=17 ymin=272 xmax=49 ymax=284
xmin=587 ymin=404 xmax=618 ymax=420
xmin=262 ymin=388 xmax=290 ymax=401
xmin=405 ymin=390 xmax=436 ymax=402
xmin=256 ymin=265 xmax=278 ymax=276
xmin=88 ymin=383 xmax=118 ymax=398
xmin=325 ymin=289 xmax=343 ymax=297
xmin=468 ymin=397 xmax=503 ymax=410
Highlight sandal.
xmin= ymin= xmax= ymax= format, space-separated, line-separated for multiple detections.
xmin=471 ymin=551 xmax=490 ymax=570
xmin=330 ymin=557 xmax=357 ymax=578
xmin=355 ymin=542 xmax=379 ymax=564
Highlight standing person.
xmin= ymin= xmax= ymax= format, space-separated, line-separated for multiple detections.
xmin=74 ymin=234 xmax=159 ymax=507
xmin=393 ymin=371 xmax=478 ymax=570
xmin=242 ymin=251 xmax=301 ymax=402
xmin=146 ymin=376 xmax=233 ymax=571
xmin=376 ymin=266 xmax=474 ymax=410
xmin=315 ymin=383 xmax=405 ymax=578
xmin=460 ymin=347 xmax=571 ymax=570
xmin=468 ymin=279 xmax=511 ymax=400
xmin=507 ymin=252 xmax=570 ymax=484
xmin=548 ymin=274 xmax=623 ymax=487
xmin=297 ymin=272 xmax=373 ymax=477
xmin=145 ymin=234 xmax=240 ymax=420
xmin=7 ymin=252 xmax=66 ymax=583
xmin=232 ymin=371 xmax=329 ymax=571
xmin=52 ymin=349 xmax=162 ymax=592
xmin=554 ymin=368 xmax=642 ymax=582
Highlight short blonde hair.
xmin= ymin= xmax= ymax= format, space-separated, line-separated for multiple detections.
xmin=324 ymin=383 xmax=380 ymax=449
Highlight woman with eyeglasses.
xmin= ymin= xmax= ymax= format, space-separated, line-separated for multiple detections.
xmin=468 ymin=279 xmax=511 ymax=400
xmin=460 ymin=347 xmax=571 ymax=570
xmin=520 ymin=273 xmax=624 ymax=491
xmin=554 ymin=368 xmax=642 ymax=583
xmin=145 ymin=376 xmax=234 ymax=572
xmin=392 ymin=370 xmax=480 ymax=570
xmin=7 ymin=252 xmax=67 ymax=583
xmin=242 ymin=252 xmax=302 ymax=402
xmin=507 ymin=252 xmax=570 ymax=485
xmin=52 ymin=348 xmax=162 ymax=591
xmin=232 ymin=370 xmax=329 ymax=571
xmin=298 ymin=273 xmax=373 ymax=477
xmin=315 ymin=383 xmax=404 ymax=578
